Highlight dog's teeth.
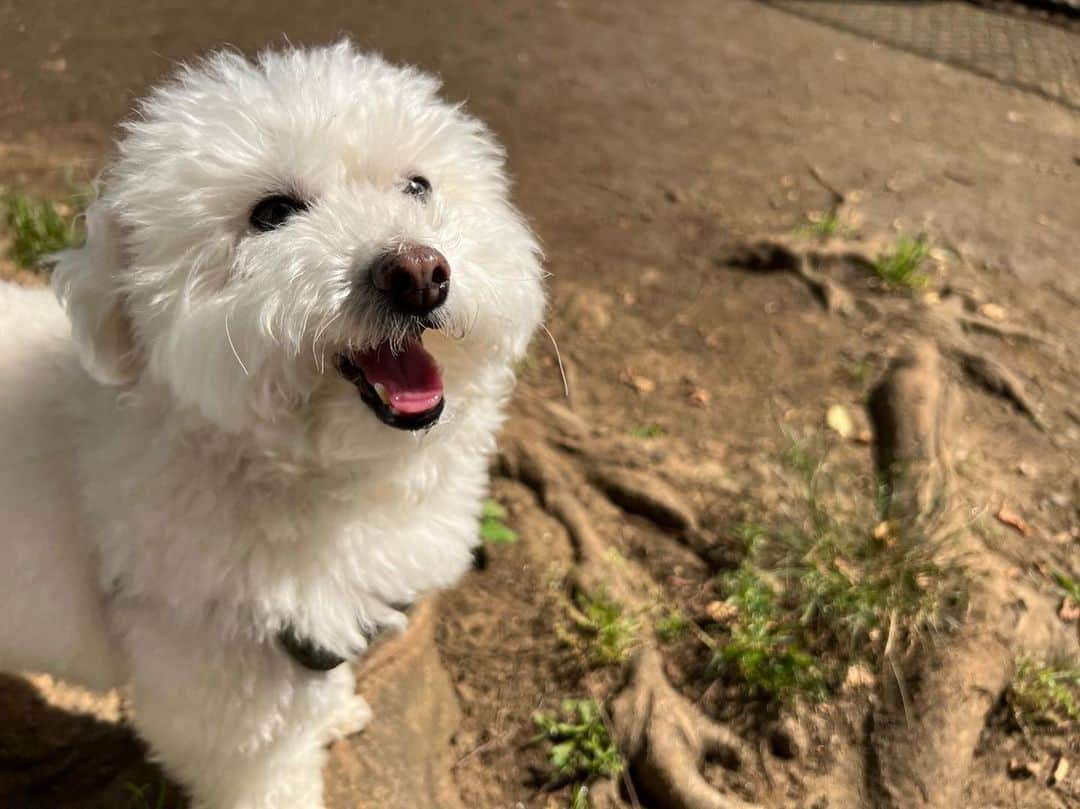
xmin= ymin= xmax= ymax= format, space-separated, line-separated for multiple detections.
xmin=373 ymin=383 xmax=390 ymax=405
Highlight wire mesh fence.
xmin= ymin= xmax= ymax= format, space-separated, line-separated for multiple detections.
xmin=761 ymin=1 xmax=1080 ymax=109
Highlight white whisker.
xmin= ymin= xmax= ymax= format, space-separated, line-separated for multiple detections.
xmin=225 ymin=310 xmax=250 ymax=377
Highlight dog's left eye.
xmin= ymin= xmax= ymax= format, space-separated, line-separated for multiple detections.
xmin=249 ymin=194 xmax=309 ymax=232
xmin=403 ymin=176 xmax=431 ymax=199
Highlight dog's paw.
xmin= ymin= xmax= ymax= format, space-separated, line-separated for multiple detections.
xmin=324 ymin=694 xmax=372 ymax=742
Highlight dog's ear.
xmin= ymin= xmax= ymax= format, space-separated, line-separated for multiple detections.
xmin=51 ymin=200 xmax=139 ymax=386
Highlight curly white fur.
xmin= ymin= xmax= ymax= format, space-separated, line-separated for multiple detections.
xmin=0 ymin=41 xmax=543 ymax=809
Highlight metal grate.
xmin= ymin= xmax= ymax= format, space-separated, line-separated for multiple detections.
xmin=761 ymin=1 xmax=1080 ymax=110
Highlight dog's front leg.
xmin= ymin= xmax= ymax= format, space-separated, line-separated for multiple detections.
xmin=122 ymin=609 xmax=351 ymax=809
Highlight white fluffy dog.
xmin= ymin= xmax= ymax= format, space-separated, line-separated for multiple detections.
xmin=0 ymin=41 xmax=543 ymax=808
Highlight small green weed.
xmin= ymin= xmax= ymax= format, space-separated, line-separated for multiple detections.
xmin=561 ymin=592 xmax=638 ymax=667
xmin=1052 ymin=568 xmax=1080 ymax=605
xmin=570 ymin=784 xmax=591 ymax=809
xmin=1009 ymin=656 xmax=1080 ymax=728
xmin=479 ymin=498 xmax=518 ymax=545
xmin=711 ymin=565 xmax=825 ymax=701
xmin=533 ymin=699 xmax=623 ymax=789
xmin=4 ymin=194 xmax=81 ymax=269
xmin=709 ymin=437 xmax=963 ymax=703
xmin=655 ymin=608 xmax=689 ymax=642
xmin=796 ymin=210 xmax=847 ymax=240
xmin=630 ymin=422 xmax=665 ymax=439
xmin=872 ymin=234 xmax=932 ymax=289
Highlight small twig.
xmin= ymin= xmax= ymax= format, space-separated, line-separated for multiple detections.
xmin=540 ymin=323 xmax=571 ymax=399
xmin=807 ymin=164 xmax=846 ymax=208
xmin=956 ymin=314 xmax=1058 ymax=347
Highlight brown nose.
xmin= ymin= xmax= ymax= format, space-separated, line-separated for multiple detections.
xmin=370 ymin=245 xmax=451 ymax=316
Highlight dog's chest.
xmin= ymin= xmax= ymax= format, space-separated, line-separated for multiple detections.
xmin=90 ymin=432 xmax=487 ymax=654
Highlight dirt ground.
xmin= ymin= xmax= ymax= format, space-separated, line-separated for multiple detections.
xmin=0 ymin=1 xmax=1077 ymax=808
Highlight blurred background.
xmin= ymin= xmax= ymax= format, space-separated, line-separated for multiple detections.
xmin=0 ymin=2 xmax=1077 ymax=808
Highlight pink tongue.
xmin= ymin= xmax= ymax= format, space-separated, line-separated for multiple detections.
xmin=353 ymin=339 xmax=444 ymax=415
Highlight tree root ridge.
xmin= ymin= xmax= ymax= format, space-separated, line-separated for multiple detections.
xmin=862 ymin=343 xmax=1074 ymax=809
xmin=722 ymin=234 xmax=1053 ymax=429
xmin=722 ymin=239 xmax=857 ymax=314
xmin=613 ymin=650 xmax=759 ymax=809
xmin=494 ymin=321 xmax=1067 ymax=808
xmin=950 ymin=346 xmax=1045 ymax=428
xmin=498 ymin=426 xmax=763 ymax=809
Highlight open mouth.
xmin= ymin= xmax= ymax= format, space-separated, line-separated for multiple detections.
xmin=337 ymin=335 xmax=445 ymax=431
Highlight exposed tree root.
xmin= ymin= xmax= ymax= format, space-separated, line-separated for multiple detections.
xmin=949 ymin=346 xmax=1045 ymax=428
xmin=722 ymin=239 xmax=857 ymax=315
xmin=588 ymin=463 xmax=698 ymax=533
xmin=866 ymin=341 xmax=951 ymax=527
xmin=501 ymin=245 xmax=1071 ymax=806
xmin=501 ymin=340 xmax=1070 ymax=809
xmin=863 ymin=343 xmax=1074 ymax=809
xmin=611 ymin=649 xmax=758 ymax=809
xmin=956 ymin=312 xmax=1058 ymax=347
xmin=723 ymin=236 xmax=1051 ymax=428
xmin=498 ymin=425 xmax=761 ymax=809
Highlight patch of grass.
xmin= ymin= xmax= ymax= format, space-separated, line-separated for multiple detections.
xmin=533 ymin=699 xmax=623 ymax=790
xmin=1008 ymin=656 xmax=1080 ymax=728
xmin=1052 ymin=568 xmax=1080 ymax=605
xmin=796 ymin=209 xmax=846 ymax=240
xmin=872 ymin=234 xmax=932 ymax=289
xmin=709 ymin=438 xmax=963 ymax=703
xmin=630 ymin=422 xmax=665 ymax=439
xmin=563 ymin=592 xmax=638 ymax=667
xmin=655 ymin=608 xmax=689 ymax=642
xmin=479 ymin=498 xmax=518 ymax=545
xmin=4 ymin=193 xmax=81 ymax=269
xmin=711 ymin=564 xmax=825 ymax=700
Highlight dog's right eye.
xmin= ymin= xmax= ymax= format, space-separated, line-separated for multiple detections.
xmin=249 ymin=195 xmax=308 ymax=232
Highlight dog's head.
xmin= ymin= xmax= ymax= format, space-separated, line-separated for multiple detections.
xmin=52 ymin=41 xmax=544 ymax=458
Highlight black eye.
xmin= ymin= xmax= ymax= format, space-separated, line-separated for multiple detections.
xmin=403 ymin=175 xmax=431 ymax=199
xmin=249 ymin=194 xmax=308 ymax=232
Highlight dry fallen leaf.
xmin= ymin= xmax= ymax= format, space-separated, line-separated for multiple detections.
xmin=842 ymin=664 xmax=876 ymax=691
xmin=40 ymin=57 xmax=67 ymax=73
xmin=689 ymin=388 xmax=710 ymax=408
xmin=826 ymin=404 xmax=854 ymax=438
xmin=1048 ymin=755 xmax=1069 ymax=787
xmin=1058 ymin=598 xmax=1079 ymax=623
xmin=623 ymin=368 xmax=655 ymax=395
xmin=872 ymin=520 xmax=898 ymax=543
xmin=995 ymin=502 xmax=1033 ymax=537
xmin=1007 ymin=758 xmax=1038 ymax=780
xmin=705 ymin=601 xmax=738 ymax=624
xmin=833 ymin=556 xmax=860 ymax=584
